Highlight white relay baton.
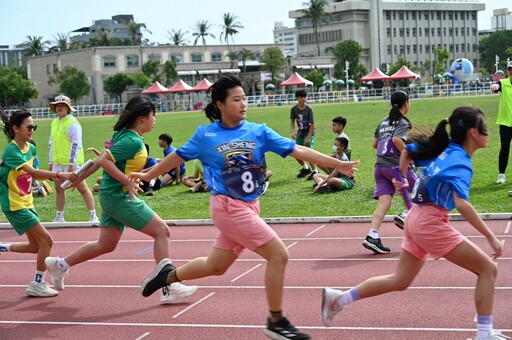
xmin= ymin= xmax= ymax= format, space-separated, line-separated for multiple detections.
xmin=60 ymin=159 xmax=94 ymax=189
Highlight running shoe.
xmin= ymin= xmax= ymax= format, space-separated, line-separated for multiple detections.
xmin=393 ymin=211 xmax=407 ymax=230
xmin=306 ymin=171 xmax=318 ymax=181
xmin=260 ymin=181 xmax=270 ymax=195
xmin=263 ymin=316 xmax=310 ymax=339
xmin=297 ymin=168 xmax=311 ymax=178
xmin=160 ymin=282 xmax=198 ymax=304
xmin=45 ymin=256 xmax=68 ymax=290
xmin=141 ymin=258 xmax=175 ymax=297
xmin=497 ymin=173 xmax=506 ymax=184
xmin=52 ymin=216 xmax=65 ymax=223
xmin=362 ymin=236 xmax=390 ymax=254
xmin=26 ymin=281 xmax=58 ymax=297
xmin=321 ymin=287 xmax=345 ymax=327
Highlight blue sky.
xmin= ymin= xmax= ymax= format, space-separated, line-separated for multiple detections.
xmin=0 ymin=0 xmax=508 ymax=47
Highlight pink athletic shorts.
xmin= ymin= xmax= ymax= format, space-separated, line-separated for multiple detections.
xmin=210 ymin=194 xmax=277 ymax=256
xmin=402 ymin=204 xmax=465 ymax=261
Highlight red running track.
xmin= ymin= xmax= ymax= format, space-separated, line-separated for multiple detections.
xmin=0 ymin=220 xmax=511 ymax=339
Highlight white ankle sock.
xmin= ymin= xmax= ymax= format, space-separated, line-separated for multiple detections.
xmin=57 ymin=258 xmax=70 ymax=271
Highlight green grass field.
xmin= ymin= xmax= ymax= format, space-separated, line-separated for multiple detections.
xmin=1 ymin=94 xmax=507 ymax=223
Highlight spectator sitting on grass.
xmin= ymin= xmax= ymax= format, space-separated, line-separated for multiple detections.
xmin=312 ymin=137 xmax=354 ymax=193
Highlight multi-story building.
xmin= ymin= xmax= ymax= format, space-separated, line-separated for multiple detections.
xmin=0 ymin=45 xmax=25 ymax=68
xmin=273 ymin=22 xmax=298 ymax=57
xmin=70 ymin=15 xmax=139 ymax=44
xmin=491 ymin=8 xmax=512 ymax=30
xmin=289 ymin=0 xmax=485 ymax=71
xmin=27 ymin=44 xmax=278 ymax=107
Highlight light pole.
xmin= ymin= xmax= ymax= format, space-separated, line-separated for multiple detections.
xmin=345 ymin=60 xmax=350 ymax=100
xmin=495 ymin=55 xmax=500 ymax=73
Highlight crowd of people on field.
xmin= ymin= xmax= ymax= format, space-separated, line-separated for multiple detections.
xmin=0 ymin=66 xmax=510 ymax=340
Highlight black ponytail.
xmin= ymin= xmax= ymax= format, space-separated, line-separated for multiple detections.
xmin=204 ymin=73 xmax=243 ymax=122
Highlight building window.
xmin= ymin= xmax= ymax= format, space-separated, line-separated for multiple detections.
xmin=386 ymin=28 xmax=391 ymax=37
xmin=171 ymin=54 xmax=183 ymax=63
xmin=387 ymin=45 xmax=391 ymax=55
xmin=211 ymin=52 xmax=222 ymax=62
xmin=191 ymin=53 xmax=203 ymax=63
xmin=103 ymin=56 xmax=116 ymax=67
xmin=46 ymin=65 xmax=51 ymax=75
xmin=127 ymin=55 xmax=139 ymax=67
xmin=148 ymin=54 xmax=161 ymax=64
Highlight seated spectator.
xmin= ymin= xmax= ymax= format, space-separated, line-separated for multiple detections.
xmin=140 ymin=144 xmax=162 ymax=196
xmin=183 ymin=159 xmax=208 ymax=192
xmin=158 ymin=133 xmax=186 ymax=186
xmin=260 ymin=156 xmax=272 ymax=195
xmin=312 ymin=137 xmax=355 ymax=193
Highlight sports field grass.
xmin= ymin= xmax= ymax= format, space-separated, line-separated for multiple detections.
xmin=0 ymin=94 xmax=507 ymax=222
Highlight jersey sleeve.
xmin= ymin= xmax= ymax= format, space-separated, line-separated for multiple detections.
xmin=262 ymin=124 xmax=296 ymax=158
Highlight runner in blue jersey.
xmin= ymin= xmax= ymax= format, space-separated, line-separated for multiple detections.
xmin=130 ymin=73 xmax=359 ymax=340
xmin=322 ymin=105 xmax=506 ymax=340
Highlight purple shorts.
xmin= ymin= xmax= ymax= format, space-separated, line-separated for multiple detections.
xmin=373 ymin=166 xmax=416 ymax=199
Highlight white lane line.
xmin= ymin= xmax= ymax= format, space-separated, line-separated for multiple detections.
xmin=505 ymin=221 xmax=511 ymax=234
xmin=286 ymin=241 xmax=298 ymax=249
xmin=172 ymin=292 xmax=215 ymax=319
xmin=135 ymin=332 xmax=151 ymax=340
xmin=306 ymin=224 xmax=326 ymax=237
xmin=230 ymin=264 xmax=262 ymax=282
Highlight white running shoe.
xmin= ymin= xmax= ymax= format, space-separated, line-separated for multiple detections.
xmin=321 ymin=287 xmax=345 ymax=327
xmin=45 ymin=256 xmax=68 ymax=290
xmin=88 ymin=216 xmax=99 ymax=223
xmin=160 ymin=282 xmax=198 ymax=304
xmin=497 ymin=173 xmax=506 ymax=184
xmin=26 ymin=281 xmax=58 ymax=297
xmin=52 ymin=216 xmax=65 ymax=223
xmin=475 ymin=330 xmax=511 ymax=340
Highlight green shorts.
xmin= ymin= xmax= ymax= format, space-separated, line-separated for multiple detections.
xmin=296 ymin=135 xmax=316 ymax=149
xmin=4 ymin=208 xmax=39 ymax=235
xmin=332 ymin=177 xmax=355 ymax=191
xmin=99 ymin=193 xmax=155 ymax=232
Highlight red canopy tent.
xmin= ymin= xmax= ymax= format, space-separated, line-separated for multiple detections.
xmin=279 ymin=72 xmax=313 ymax=87
xmin=167 ymin=79 xmax=194 ymax=93
xmin=361 ymin=68 xmax=389 ymax=81
xmin=141 ymin=81 xmax=170 ymax=94
xmin=191 ymin=78 xmax=213 ymax=92
xmin=389 ymin=66 xmax=420 ymax=80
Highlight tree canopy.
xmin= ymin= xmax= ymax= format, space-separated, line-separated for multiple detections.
xmin=48 ymin=66 xmax=90 ymax=104
xmin=0 ymin=66 xmax=38 ymax=107
xmin=260 ymin=47 xmax=287 ymax=84
xmin=332 ymin=40 xmax=368 ymax=82
xmin=478 ymin=30 xmax=512 ymax=73
xmin=103 ymin=73 xmax=134 ymax=103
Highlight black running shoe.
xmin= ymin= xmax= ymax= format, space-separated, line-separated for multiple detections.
xmin=263 ymin=317 xmax=310 ymax=340
xmin=393 ymin=214 xmax=405 ymax=230
xmin=316 ymin=184 xmax=331 ymax=193
xmin=141 ymin=258 xmax=176 ymax=297
xmin=297 ymin=168 xmax=312 ymax=178
xmin=362 ymin=236 xmax=390 ymax=254
xmin=306 ymin=171 xmax=317 ymax=181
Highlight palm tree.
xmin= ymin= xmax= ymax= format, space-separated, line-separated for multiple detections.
xmin=192 ymin=20 xmax=216 ymax=46
xmin=96 ymin=28 xmax=114 ymax=46
xmin=53 ymin=33 xmax=69 ymax=52
xmin=125 ymin=19 xmax=152 ymax=46
xmin=239 ymin=48 xmax=255 ymax=73
xmin=219 ymin=12 xmax=243 ymax=45
xmin=299 ymin=0 xmax=328 ymax=57
xmin=22 ymin=35 xmax=50 ymax=57
xmin=168 ymin=29 xmax=188 ymax=46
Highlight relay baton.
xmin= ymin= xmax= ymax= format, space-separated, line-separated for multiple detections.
xmin=60 ymin=159 xmax=94 ymax=189
xmin=392 ymin=166 xmax=412 ymax=210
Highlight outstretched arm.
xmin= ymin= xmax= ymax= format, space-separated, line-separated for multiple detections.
xmin=289 ymin=145 xmax=358 ymax=177
xmin=130 ymin=151 xmax=185 ymax=182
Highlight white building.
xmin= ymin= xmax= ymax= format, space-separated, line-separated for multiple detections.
xmin=273 ymin=22 xmax=298 ymax=57
xmin=27 ymin=44 xmax=278 ymax=107
xmin=289 ymin=0 xmax=485 ymax=70
xmin=491 ymin=8 xmax=512 ymax=30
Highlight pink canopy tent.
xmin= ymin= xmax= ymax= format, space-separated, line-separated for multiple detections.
xmin=140 ymin=81 xmax=170 ymax=94
xmin=361 ymin=68 xmax=390 ymax=81
xmin=279 ymin=72 xmax=313 ymax=87
xmin=389 ymin=66 xmax=420 ymax=80
xmin=191 ymin=78 xmax=213 ymax=92
xmin=167 ymin=79 xmax=194 ymax=93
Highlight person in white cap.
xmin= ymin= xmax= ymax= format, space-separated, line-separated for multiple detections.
xmin=491 ymin=60 xmax=512 ymax=185
xmin=48 ymin=95 xmax=98 ymax=223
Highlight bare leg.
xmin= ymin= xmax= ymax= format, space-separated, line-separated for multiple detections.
xmin=176 ymin=247 xmax=238 ymax=280
xmin=138 ymin=215 xmax=171 ymax=264
xmin=356 ymin=249 xmax=424 ymax=298
xmin=76 ymin=180 xmax=96 ymax=210
xmin=443 ymin=239 xmax=497 ymax=315
xmin=53 ymin=178 xmax=66 ymax=211
xmin=253 ymin=237 xmax=289 ymax=312
xmin=371 ymin=194 xmax=392 ymax=232
xmin=64 ymin=226 xmax=122 ymax=266
xmin=13 ymin=224 xmax=53 ymax=272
